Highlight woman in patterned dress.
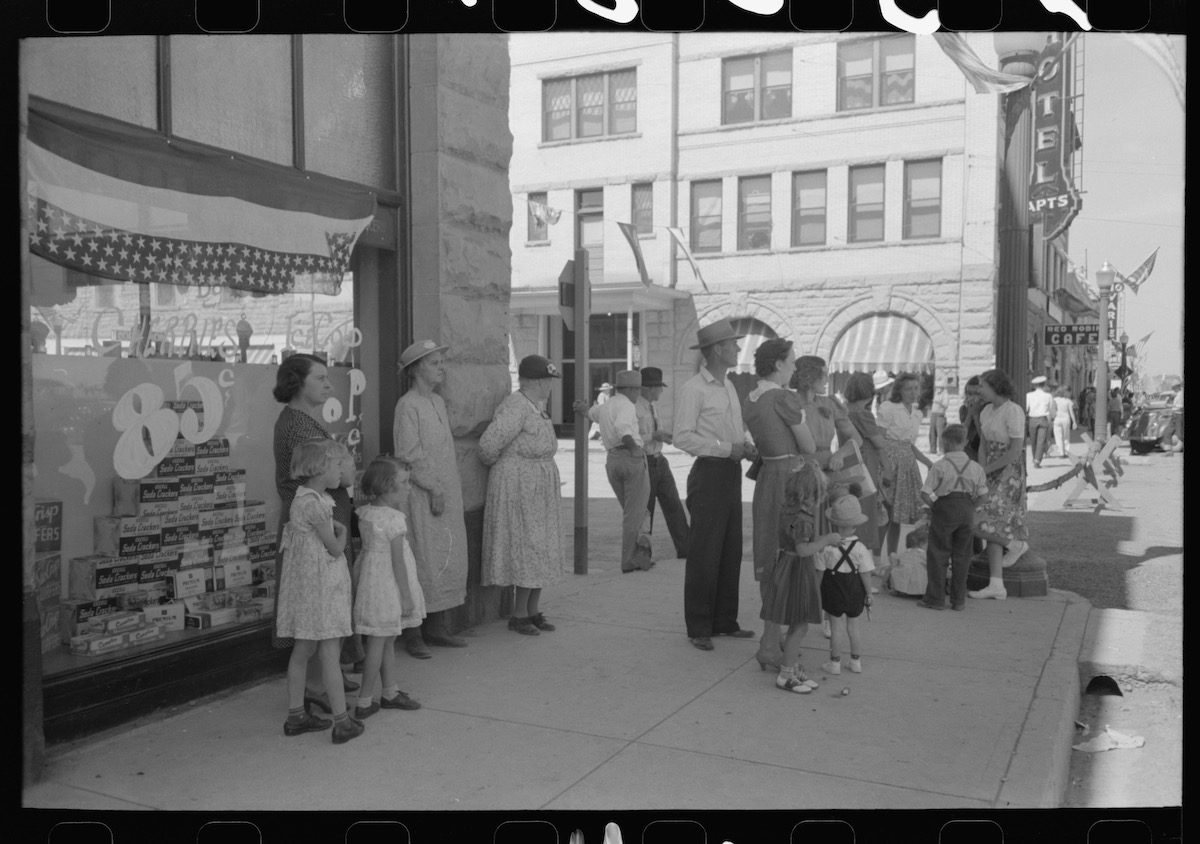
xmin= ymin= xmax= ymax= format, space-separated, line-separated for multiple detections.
xmin=877 ymin=373 xmax=934 ymax=557
xmin=393 ymin=339 xmax=471 ymax=659
xmin=968 ymin=369 xmax=1029 ymax=601
xmin=479 ymin=355 xmax=565 ymax=635
xmin=271 ymin=353 xmax=359 ymax=706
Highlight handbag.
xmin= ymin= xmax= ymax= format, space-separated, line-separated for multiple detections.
xmin=745 ymin=455 xmax=763 ymax=481
xmin=827 ymin=439 xmax=877 ymax=497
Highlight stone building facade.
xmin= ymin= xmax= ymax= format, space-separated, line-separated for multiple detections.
xmin=507 ymin=32 xmax=1093 ymax=427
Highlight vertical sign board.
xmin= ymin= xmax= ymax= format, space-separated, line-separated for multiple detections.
xmin=1107 ymin=293 xmax=1121 ymax=343
xmin=1028 ymin=36 xmax=1082 ymax=241
xmin=572 ymin=250 xmax=590 ymax=575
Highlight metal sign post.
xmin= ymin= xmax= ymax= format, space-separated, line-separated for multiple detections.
xmin=566 ymin=250 xmax=591 ymax=574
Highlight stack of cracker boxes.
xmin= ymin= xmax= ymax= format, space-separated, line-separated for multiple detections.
xmin=62 ymin=436 xmax=277 ymax=657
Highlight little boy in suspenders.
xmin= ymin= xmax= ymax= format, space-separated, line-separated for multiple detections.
xmin=917 ymin=424 xmax=989 ymax=611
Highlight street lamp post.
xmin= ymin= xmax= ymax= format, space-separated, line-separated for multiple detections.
xmin=1116 ymin=332 xmax=1130 ymax=394
xmin=1093 ymin=262 xmax=1115 ymax=444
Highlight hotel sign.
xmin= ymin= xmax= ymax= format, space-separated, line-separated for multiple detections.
xmin=1028 ymin=37 xmax=1082 ymax=241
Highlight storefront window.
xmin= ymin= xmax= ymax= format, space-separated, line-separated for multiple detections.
xmin=30 ymin=259 xmax=364 ymax=675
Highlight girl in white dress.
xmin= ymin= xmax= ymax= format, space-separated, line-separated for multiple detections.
xmin=351 ymin=457 xmax=426 ymax=718
xmin=276 ymin=439 xmax=362 ymax=744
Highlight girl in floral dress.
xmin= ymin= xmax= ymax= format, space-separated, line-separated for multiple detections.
xmin=276 ymin=438 xmax=362 ymax=744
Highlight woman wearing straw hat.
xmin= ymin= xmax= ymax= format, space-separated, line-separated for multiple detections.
xmin=479 ymin=355 xmax=566 ymax=635
xmin=393 ymin=340 xmax=471 ymax=658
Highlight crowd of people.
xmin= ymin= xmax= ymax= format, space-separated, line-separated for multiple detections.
xmin=270 ymin=323 xmax=1070 ymax=736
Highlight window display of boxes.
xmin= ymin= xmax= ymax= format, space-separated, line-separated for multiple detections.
xmin=68 ymin=555 xmax=142 ymax=601
xmin=59 ymin=598 xmax=123 ymax=643
xmin=34 ymin=498 xmax=64 ymax=654
xmin=142 ymin=602 xmax=186 ymax=631
xmin=177 ymin=473 xmax=216 ymax=513
xmin=112 ymin=477 xmax=180 ymax=517
xmin=94 ymin=515 xmax=163 ymax=559
xmin=213 ymin=469 xmax=247 ymax=506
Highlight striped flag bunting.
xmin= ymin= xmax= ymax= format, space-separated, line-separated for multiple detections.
xmin=616 ymin=221 xmax=651 ymax=286
xmin=665 ymin=226 xmax=709 ymax=293
xmin=24 ymin=97 xmax=376 ymax=296
xmin=1119 ymin=248 xmax=1159 ymax=294
xmin=932 ymin=33 xmax=1035 ymax=95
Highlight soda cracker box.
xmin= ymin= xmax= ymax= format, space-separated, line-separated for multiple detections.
xmin=177 ymin=474 xmax=216 ymax=512
xmin=94 ymin=515 xmax=163 ymax=558
xmin=69 ymin=630 xmax=130 ymax=656
xmin=112 ymin=477 xmax=179 ymax=517
xmin=213 ymin=469 xmax=247 ymax=506
xmin=153 ymin=454 xmax=196 ymax=478
xmin=195 ymin=437 xmax=231 ymax=459
xmin=126 ymin=623 xmax=166 ymax=647
xmin=86 ymin=610 xmax=145 ymax=636
xmin=68 ymin=556 xmax=142 ymax=601
xmin=60 ymin=597 xmax=123 ymax=642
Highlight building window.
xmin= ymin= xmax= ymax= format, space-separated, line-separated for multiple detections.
xmin=737 ymin=176 xmax=772 ymax=251
xmin=576 ymin=188 xmax=604 ymax=282
xmin=528 ymin=192 xmax=549 ymax=242
xmin=903 ymin=159 xmax=942 ymax=239
xmin=690 ymin=180 xmax=722 ymax=253
xmin=722 ymin=51 xmax=792 ymax=125
xmin=848 ymin=164 xmax=885 ymax=243
xmin=155 ymin=283 xmax=177 ymax=307
xmin=543 ymin=69 xmax=637 ymax=143
xmin=791 ymin=170 xmax=827 ymax=247
xmin=837 ymin=35 xmax=915 ymax=111
xmin=631 ymin=183 xmax=653 ymax=235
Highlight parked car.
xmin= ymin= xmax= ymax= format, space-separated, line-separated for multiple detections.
xmin=1122 ymin=392 xmax=1176 ymax=454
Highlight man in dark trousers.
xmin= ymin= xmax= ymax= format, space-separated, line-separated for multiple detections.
xmin=673 ymin=319 xmax=758 ymax=651
xmin=636 ymin=367 xmax=690 ymax=559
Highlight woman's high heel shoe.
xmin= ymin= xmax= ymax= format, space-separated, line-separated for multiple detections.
xmin=754 ymin=649 xmax=783 ymax=672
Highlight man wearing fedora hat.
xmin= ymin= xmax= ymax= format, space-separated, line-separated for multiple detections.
xmin=1025 ymin=375 xmax=1056 ymax=468
xmin=637 ymin=367 xmax=690 ymax=560
xmin=674 ymin=318 xmax=759 ymax=650
xmin=575 ymin=370 xmax=654 ymax=572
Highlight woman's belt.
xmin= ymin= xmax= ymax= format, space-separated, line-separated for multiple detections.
xmin=760 ymin=453 xmax=800 ymax=461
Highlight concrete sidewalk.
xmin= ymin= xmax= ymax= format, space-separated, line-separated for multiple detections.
xmin=23 ymin=489 xmax=1089 ymax=812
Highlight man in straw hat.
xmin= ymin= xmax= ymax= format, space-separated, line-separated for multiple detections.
xmin=674 ymin=318 xmax=759 ymax=650
xmin=637 ymin=367 xmax=689 ymax=559
xmin=1025 ymin=375 xmax=1056 ymax=468
xmin=575 ymin=370 xmax=654 ymax=572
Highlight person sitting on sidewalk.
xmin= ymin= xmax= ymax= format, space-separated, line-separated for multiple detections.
xmin=816 ymin=492 xmax=875 ymax=676
xmin=917 ymin=424 xmax=988 ymax=611
xmin=575 ymin=370 xmax=654 ymax=573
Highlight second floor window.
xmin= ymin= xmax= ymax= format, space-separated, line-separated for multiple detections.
xmin=837 ymin=35 xmax=915 ymax=111
xmin=631 ymin=183 xmax=653 ymax=235
xmin=690 ymin=180 xmax=722 ymax=253
xmin=904 ymin=159 xmax=942 ymax=239
xmin=792 ymin=170 xmax=827 ymax=247
xmin=737 ymin=176 xmax=772 ymax=250
xmin=722 ymin=51 xmax=792 ymax=125
xmin=848 ymin=164 xmax=885 ymax=243
xmin=543 ymin=69 xmax=637 ymax=143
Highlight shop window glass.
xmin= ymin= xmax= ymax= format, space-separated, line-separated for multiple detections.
xmin=23 ymin=36 xmax=159 ymax=129
xmin=171 ymin=35 xmax=294 ymax=166
xmin=302 ymin=34 xmax=396 ymax=191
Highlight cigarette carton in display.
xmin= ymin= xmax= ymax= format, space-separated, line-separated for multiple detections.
xmin=68 ymin=556 xmax=142 ymax=601
xmin=69 ymin=631 xmax=130 ymax=656
xmin=168 ymin=567 xmax=207 ymax=599
xmin=94 ymin=515 xmax=163 ymax=558
xmin=112 ymin=477 xmax=180 ymax=517
xmin=60 ymin=598 xmax=123 ymax=642
xmin=126 ymin=623 xmax=166 ymax=647
xmin=34 ymin=499 xmax=63 ymax=553
xmin=86 ymin=611 xmax=146 ymax=635
xmin=142 ymin=602 xmax=186 ymax=631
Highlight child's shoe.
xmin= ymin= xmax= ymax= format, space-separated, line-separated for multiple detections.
xmin=846 ymin=657 xmax=863 ymax=674
xmin=380 ymin=690 xmax=421 ymax=711
xmin=331 ymin=715 xmax=365 ymax=744
xmin=283 ymin=711 xmax=331 ymax=736
xmin=353 ymin=699 xmax=381 ymax=720
xmin=794 ymin=666 xmax=820 ymax=690
xmin=775 ymin=667 xmax=812 ymax=694
xmin=821 ymin=658 xmax=842 ymax=675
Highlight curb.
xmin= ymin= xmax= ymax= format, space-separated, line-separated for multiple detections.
xmin=1077 ymin=607 xmax=1184 ymax=689
xmin=996 ymin=590 xmax=1090 ymax=808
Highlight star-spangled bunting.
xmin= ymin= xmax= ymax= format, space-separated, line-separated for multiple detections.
xmin=26 ymin=195 xmax=355 ymax=294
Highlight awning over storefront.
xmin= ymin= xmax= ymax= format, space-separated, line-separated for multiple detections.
xmin=24 ymin=96 xmax=376 ymax=296
xmin=510 ymin=281 xmax=690 ymax=316
xmin=829 ymin=313 xmax=935 ymax=373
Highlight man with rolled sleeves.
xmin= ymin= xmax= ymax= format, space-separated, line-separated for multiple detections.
xmin=581 ymin=370 xmax=655 ymax=573
xmin=674 ymin=319 xmax=759 ymax=651
xmin=637 ymin=367 xmax=690 ymax=560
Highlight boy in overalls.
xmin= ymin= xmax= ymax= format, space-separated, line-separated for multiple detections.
xmin=917 ymin=424 xmax=988 ymax=611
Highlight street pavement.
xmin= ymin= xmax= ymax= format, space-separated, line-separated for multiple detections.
xmin=24 ymin=434 xmax=1132 ymax=818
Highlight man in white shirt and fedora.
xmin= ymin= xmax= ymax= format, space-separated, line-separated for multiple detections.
xmin=576 ymin=370 xmax=655 ymax=573
xmin=1025 ymin=375 xmax=1057 ymax=468
xmin=674 ymin=318 xmax=758 ymax=651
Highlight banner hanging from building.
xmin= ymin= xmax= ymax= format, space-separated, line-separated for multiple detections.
xmin=24 ymin=97 xmax=377 ymax=296
xmin=1028 ymin=37 xmax=1082 ymax=242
